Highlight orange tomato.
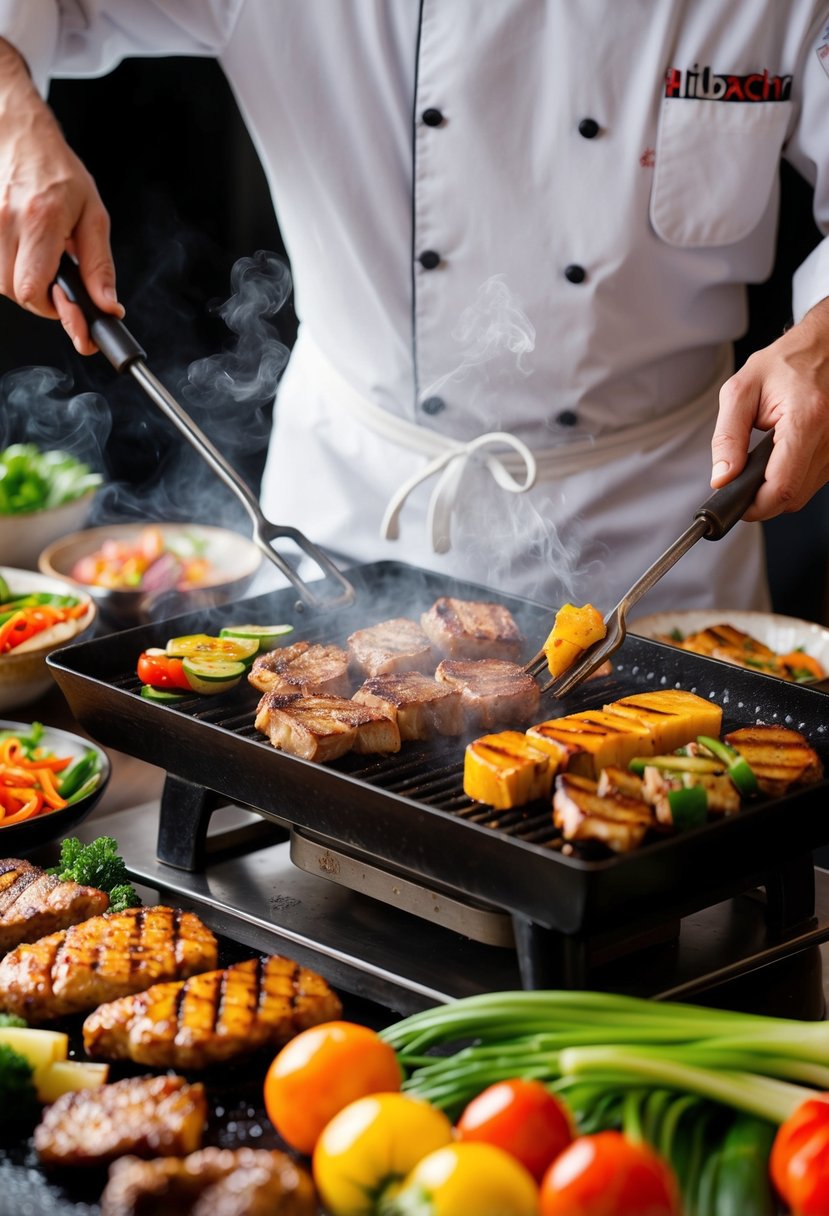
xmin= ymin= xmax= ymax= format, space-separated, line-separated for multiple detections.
xmin=456 ymin=1078 xmax=573 ymax=1182
xmin=263 ymin=1020 xmax=403 ymax=1155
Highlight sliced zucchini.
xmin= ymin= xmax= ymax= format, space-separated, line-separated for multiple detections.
xmin=140 ymin=684 xmax=188 ymax=704
xmin=181 ymin=655 xmax=246 ymax=695
xmin=220 ymin=623 xmax=293 ymax=651
xmin=166 ymin=633 xmax=258 ymax=663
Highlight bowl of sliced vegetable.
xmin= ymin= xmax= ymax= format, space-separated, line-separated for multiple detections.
xmin=38 ymin=522 xmax=263 ymax=629
xmin=0 ymin=720 xmax=110 ymax=852
xmin=0 ymin=567 xmax=97 ymax=711
xmin=0 ymin=444 xmax=101 ymax=569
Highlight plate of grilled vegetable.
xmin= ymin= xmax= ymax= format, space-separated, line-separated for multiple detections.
xmin=0 ymin=720 xmax=110 ymax=853
xmin=629 ymin=609 xmax=829 ymax=683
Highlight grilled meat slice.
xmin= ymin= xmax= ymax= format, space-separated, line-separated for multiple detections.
xmin=255 ymin=691 xmax=400 ymax=761
xmin=527 ymin=709 xmax=654 ymax=778
xmin=464 ymin=731 xmax=554 ymax=809
xmin=83 ymin=955 xmax=343 ymax=1069
xmin=34 ymin=1073 xmax=207 ymax=1167
xmin=247 ymin=640 xmax=351 ymax=697
xmin=0 ymin=858 xmax=109 ymax=954
xmin=596 ymin=765 xmax=646 ymax=801
xmin=553 ymin=772 xmax=653 ymax=853
xmin=100 ymin=1147 xmax=315 ymax=1216
xmin=0 ymin=906 xmax=217 ymax=1022
xmin=420 ymin=597 xmax=524 ymax=661
xmin=724 ymin=725 xmax=824 ymax=797
xmin=353 ymin=671 xmax=464 ymax=740
xmin=347 ymin=617 xmax=434 ymax=677
xmin=435 ymin=658 xmax=541 ymax=728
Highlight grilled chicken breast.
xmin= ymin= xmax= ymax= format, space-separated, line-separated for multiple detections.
xmin=553 ymin=772 xmax=654 ymax=853
xmin=247 ymin=640 xmax=351 ymax=697
xmin=100 ymin=1147 xmax=316 ymax=1216
xmin=34 ymin=1074 xmax=207 ymax=1167
xmin=420 ymin=597 xmax=524 ymax=661
xmin=0 ymin=858 xmax=109 ymax=954
xmin=83 ymin=954 xmax=343 ymax=1069
xmin=435 ymin=658 xmax=541 ymax=728
xmin=347 ymin=617 xmax=434 ymax=677
xmin=724 ymin=725 xmax=824 ymax=797
xmin=255 ymin=691 xmax=400 ymax=761
xmin=0 ymin=906 xmax=217 ymax=1022
xmin=353 ymin=671 xmax=464 ymax=740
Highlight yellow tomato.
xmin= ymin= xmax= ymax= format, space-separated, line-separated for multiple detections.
xmin=389 ymin=1142 xmax=540 ymax=1216
xmin=312 ymin=1092 xmax=454 ymax=1216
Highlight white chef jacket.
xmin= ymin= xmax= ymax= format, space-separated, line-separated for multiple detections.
xmin=4 ymin=0 xmax=829 ymax=614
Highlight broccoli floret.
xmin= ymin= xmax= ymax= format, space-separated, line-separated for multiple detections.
xmin=0 ymin=1043 xmax=38 ymax=1127
xmin=48 ymin=836 xmax=140 ymax=909
xmin=108 ymin=883 xmax=142 ymax=913
xmin=0 ymin=1013 xmax=26 ymax=1028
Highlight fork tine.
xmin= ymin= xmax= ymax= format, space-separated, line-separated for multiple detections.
xmin=523 ymin=648 xmax=550 ymax=680
xmin=539 ymin=628 xmax=623 ymax=697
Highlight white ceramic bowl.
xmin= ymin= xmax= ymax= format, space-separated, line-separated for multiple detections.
xmin=0 ymin=567 xmax=96 ymax=711
xmin=0 ymin=489 xmax=96 ymax=570
xmin=39 ymin=522 xmax=263 ymax=629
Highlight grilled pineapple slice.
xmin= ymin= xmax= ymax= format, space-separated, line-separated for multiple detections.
xmin=605 ymin=690 xmax=723 ymax=754
xmin=526 ymin=709 xmax=654 ymax=778
xmin=464 ymin=731 xmax=554 ymax=808
xmin=543 ymin=603 xmax=606 ymax=679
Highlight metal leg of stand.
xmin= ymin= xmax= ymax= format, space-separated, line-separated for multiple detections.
xmin=512 ymin=914 xmax=588 ymax=989
xmin=763 ymin=853 xmax=817 ymax=938
xmin=156 ymin=774 xmax=222 ymax=871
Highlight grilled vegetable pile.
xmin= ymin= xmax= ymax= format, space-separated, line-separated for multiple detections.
xmin=136 ymin=624 xmax=293 ymax=701
xmin=0 ymin=724 xmax=104 ymax=828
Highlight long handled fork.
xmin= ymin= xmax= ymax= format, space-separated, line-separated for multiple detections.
xmin=55 ymin=254 xmax=356 ymax=610
xmin=525 ymin=430 xmax=776 ymax=696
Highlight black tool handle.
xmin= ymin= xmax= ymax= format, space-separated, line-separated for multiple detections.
xmin=696 ymin=430 xmax=775 ymax=540
xmin=54 ymin=253 xmax=146 ymax=372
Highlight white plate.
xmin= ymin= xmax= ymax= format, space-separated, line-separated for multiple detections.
xmin=630 ymin=610 xmax=829 ymax=681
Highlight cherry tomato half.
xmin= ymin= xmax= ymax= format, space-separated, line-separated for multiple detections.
xmin=136 ymin=651 xmax=190 ymax=690
xmin=456 ymin=1078 xmax=573 ymax=1182
xmin=263 ymin=1020 xmax=403 ymax=1155
xmin=539 ymin=1131 xmax=681 ymax=1216
xmin=770 ymin=1095 xmax=829 ymax=1216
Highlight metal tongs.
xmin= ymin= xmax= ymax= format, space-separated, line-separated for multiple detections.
xmin=55 ymin=254 xmax=356 ymax=610
xmin=525 ymin=429 xmax=776 ymax=696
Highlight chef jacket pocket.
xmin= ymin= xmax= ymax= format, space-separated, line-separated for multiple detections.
xmin=650 ymin=98 xmax=792 ymax=247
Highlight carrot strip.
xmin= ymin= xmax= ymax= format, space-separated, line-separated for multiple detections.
xmin=31 ymin=766 xmax=68 ymax=810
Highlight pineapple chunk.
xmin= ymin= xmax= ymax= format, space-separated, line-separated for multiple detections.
xmin=38 ymin=1060 xmax=109 ymax=1105
xmin=605 ymin=690 xmax=723 ymax=754
xmin=464 ymin=731 xmax=555 ymax=809
xmin=0 ymin=1027 xmax=68 ymax=1087
xmin=526 ymin=709 xmax=654 ymax=778
xmin=543 ymin=603 xmax=606 ymax=679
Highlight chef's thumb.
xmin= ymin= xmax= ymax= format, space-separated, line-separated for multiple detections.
xmin=710 ymin=367 xmax=759 ymax=487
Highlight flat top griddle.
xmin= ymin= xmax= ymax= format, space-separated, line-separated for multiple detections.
xmin=48 ymin=561 xmax=829 ymax=940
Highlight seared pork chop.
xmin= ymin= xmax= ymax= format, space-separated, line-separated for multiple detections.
xmin=347 ymin=617 xmax=434 ymax=677
xmin=353 ymin=671 xmax=464 ymax=740
xmin=420 ymin=597 xmax=523 ymax=661
xmin=724 ymin=724 xmax=824 ymax=796
xmin=35 ymin=1074 xmax=207 ymax=1167
xmin=0 ymin=905 xmax=217 ymax=1022
xmin=0 ymin=858 xmax=109 ymax=954
xmin=247 ymin=640 xmax=351 ymax=697
xmin=100 ymin=1147 xmax=316 ymax=1216
xmin=435 ymin=658 xmax=541 ymax=727
xmin=83 ymin=954 xmax=343 ymax=1069
xmin=255 ymin=691 xmax=400 ymax=761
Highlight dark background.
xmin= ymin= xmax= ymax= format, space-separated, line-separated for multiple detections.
xmin=0 ymin=56 xmax=827 ymax=622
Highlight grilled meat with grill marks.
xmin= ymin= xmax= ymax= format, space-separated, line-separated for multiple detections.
xmin=0 ymin=906 xmax=217 ymax=1022
xmin=347 ymin=617 xmax=434 ymax=677
xmin=553 ymin=771 xmax=654 ymax=853
xmin=0 ymin=858 xmax=109 ymax=954
xmin=100 ymin=1147 xmax=316 ymax=1216
xmin=724 ymin=725 xmax=824 ymax=797
xmin=353 ymin=671 xmax=464 ymax=740
xmin=255 ymin=691 xmax=400 ymax=761
xmin=420 ymin=597 xmax=524 ymax=661
xmin=247 ymin=640 xmax=351 ymax=697
xmin=83 ymin=954 xmax=343 ymax=1069
xmin=435 ymin=658 xmax=541 ymax=728
xmin=34 ymin=1074 xmax=207 ymax=1167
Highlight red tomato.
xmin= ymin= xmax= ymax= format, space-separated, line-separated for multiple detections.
xmin=263 ymin=1020 xmax=403 ymax=1156
xmin=539 ymin=1131 xmax=681 ymax=1216
xmin=456 ymin=1078 xmax=573 ymax=1182
xmin=136 ymin=651 xmax=190 ymax=690
xmin=770 ymin=1096 xmax=829 ymax=1215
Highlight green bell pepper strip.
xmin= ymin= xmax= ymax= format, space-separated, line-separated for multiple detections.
xmin=58 ymin=751 xmax=101 ymax=802
xmin=697 ymin=736 xmax=759 ymax=797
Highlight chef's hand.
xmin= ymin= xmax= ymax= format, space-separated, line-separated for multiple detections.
xmin=0 ymin=37 xmax=122 ymax=353
xmin=711 ymin=295 xmax=829 ymax=521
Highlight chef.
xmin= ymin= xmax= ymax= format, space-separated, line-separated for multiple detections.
xmin=1 ymin=2 xmax=828 ymax=614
